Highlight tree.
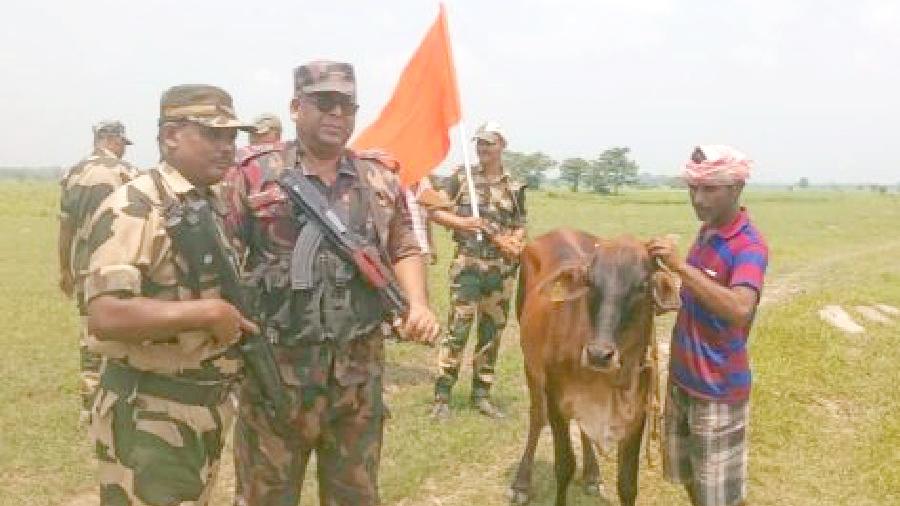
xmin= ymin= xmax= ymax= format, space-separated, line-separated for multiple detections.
xmin=503 ymin=150 xmax=556 ymax=189
xmin=559 ymin=157 xmax=591 ymax=192
xmin=593 ymin=146 xmax=639 ymax=194
xmin=798 ymin=177 xmax=810 ymax=188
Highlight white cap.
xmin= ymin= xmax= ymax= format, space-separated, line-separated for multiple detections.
xmin=472 ymin=120 xmax=506 ymax=144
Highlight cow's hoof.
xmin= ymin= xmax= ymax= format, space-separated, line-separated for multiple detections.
xmin=583 ymin=481 xmax=609 ymax=498
xmin=507 ymin=487 xmax=530 ymax=505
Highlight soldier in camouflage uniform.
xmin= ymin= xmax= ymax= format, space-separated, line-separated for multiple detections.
xmin=247 ymin=112 xmax=283 ymax=146
xmin=223 ymin=60 xmax=439 ymax=506
xmin=59 ymin=120 xmax=140 ymax=422
xmin=430 ymin=121 xmax=527 ymax=420
xmin=83 ymin=85 xmax=255 ymax=506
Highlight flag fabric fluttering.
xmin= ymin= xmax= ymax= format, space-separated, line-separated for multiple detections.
xmin=352 ymin=4 xmax=461 ymax=186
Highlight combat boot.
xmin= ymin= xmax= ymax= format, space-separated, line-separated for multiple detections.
xmin=472 ymin=397 xmax=504 ymax=419
xmin=430 ymin=399 xmax=451 ymax=421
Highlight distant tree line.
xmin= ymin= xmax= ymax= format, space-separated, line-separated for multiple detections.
xmin=501 ymin=146 xmax=643 ymax=193
xmin=0 ymin=167 xmax=62 ymax=180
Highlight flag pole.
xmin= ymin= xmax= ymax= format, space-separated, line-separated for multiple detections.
xmin=444 ymin=2 xmax=482 ymax=241
xmin=457 ymin=120 xmax=482 ymax=241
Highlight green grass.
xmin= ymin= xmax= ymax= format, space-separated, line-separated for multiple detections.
xmin=0 ymin=182 xmax=898 ymax=505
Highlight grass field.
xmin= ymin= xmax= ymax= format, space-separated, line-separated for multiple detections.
xmin=1 ymin=182 xmax=898 ymax=505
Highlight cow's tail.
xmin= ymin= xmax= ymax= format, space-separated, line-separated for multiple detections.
xmin=516 ymin=262 xmax=527 ymax=322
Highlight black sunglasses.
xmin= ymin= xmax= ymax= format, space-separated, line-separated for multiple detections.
xmin=302 ymin=92 xmax=359 ymax=115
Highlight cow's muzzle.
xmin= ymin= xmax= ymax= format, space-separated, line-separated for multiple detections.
xmin=581 ymin=342 xmax=620 ymax=372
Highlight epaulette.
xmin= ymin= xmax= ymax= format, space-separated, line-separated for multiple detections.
xmin=353 ymin=148 xmax=400 ymax=173
xmin=236 ymin=142 xmax=284 ymax=167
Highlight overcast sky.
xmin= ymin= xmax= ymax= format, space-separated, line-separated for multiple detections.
xmin=2 ymin=0 xmax=898 ymax=184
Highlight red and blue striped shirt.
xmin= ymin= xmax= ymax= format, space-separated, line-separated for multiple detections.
xmin=670 ymin=208 xmax=768 ymax=403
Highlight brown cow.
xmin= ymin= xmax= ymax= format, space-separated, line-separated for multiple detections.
xmin=508 ymin=229 xmax=679 ymax=506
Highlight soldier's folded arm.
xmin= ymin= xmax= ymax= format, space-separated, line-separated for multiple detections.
xmin=87 ymin=293 xmax=255 ymax=345
xmin=417 ymin=185 xmax=484 ymax=233
xmin=83 ymin=195 xmax=256 ymax=346
xmin=430 ymin=209 xmax=484 ymax=233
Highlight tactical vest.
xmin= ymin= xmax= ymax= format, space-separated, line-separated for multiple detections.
xmin=243 ymin=146 xmax=388 ymax=347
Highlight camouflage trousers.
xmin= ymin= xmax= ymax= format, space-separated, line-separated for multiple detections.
xmin=435 ymin=254 xmax=518 ymax=401
xmin=89 ymin=361 xmax=235 ymax=506
xmin=79 ymin=321 xmax=102 ymax=422
xmin=234 ymin=332 xmax=385 ymax=506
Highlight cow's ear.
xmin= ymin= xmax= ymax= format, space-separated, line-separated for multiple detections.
xmin=539 ymin=262 xmax=591 ymax=303
xmin=651 ymin=270 xmax=680 ymax=315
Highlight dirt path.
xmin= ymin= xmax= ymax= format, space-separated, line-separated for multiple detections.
xmin=759 ymin=238 xmax=900 ymax=306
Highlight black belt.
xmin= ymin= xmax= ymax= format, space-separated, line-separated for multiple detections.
xmin=100 ymin=360 xmax=232 ymax=407
xmin=457 ymin=240 xmax=504 ymax=259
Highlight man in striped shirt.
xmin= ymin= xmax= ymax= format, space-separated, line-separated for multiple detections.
xmin=648 ymin=145 xmax=768 ymax=506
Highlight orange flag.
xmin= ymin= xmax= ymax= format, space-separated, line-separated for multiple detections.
xmin=352 ymin=4 xmax=461 ymax=186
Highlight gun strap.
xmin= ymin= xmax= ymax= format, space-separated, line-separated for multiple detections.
xmin=149 ymin=169 xmax=200 ymax=294
xmin=352 ymin=157 xmax=396 ymax=267
xmin=148 ymin=168 xmax=237 ymax=297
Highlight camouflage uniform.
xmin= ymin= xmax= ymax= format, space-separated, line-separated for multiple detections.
xmin=434 ymin=164 xmax=527 ymax=403
xmin=224 ymin=61 xmax=420 ymax=506
xmin=248 ymin=113 xmax=282 ymax=140
xmin=84 ymin=85 xmax=249 ymax=506
xmin=61 ymin=122 xmax=139 ymax=419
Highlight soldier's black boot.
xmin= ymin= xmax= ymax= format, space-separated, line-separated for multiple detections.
xmin=431 ymin=383 xmax=452 ymax=421
xmin=472 ymin=396 xmax=504 ymax=419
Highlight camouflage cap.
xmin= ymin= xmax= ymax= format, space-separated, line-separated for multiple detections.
xmin=93 ymin=120 xmax=133 ymax=145
xmin=293 ymin=60 xmax=356 ymax=97
xmin=158 ymin=84 xmax=251 ymax=130
xmin=251 ymin=113 xmax=282 ymax=134
xmin=472 ymin=120 xmax=506 ymax=144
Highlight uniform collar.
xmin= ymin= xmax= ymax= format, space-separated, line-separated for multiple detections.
xmin=700 ymin=207 xmax=750 ymax=241
xmin=156 ymin=162 xmax=228 ymax=214
xmin=156 ymin=162 xmax=196 ymax=195
xmin=290 ymin=140 xmax=357 ymax=179
xmin=93 ymin=147 xmax=119 ymax=159
xmin=471 ymin=164 xmax=508 ymax=181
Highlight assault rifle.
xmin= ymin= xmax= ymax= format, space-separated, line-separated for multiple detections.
xmin=277 ymin=170 xmax=410 ymax=319
xmin=152 ymin=171 xmax=291 ymax=429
